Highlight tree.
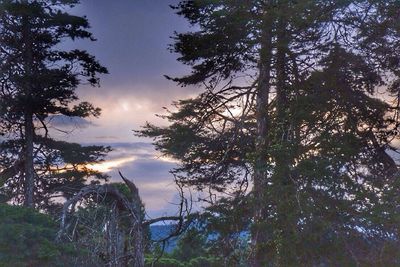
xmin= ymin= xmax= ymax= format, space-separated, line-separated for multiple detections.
xmin=0 ymin=203 xmax=81 ymax=266
xmin=148 ymin=226 xmax=222 ymax=267
xmin=0 ymin=0 xmax=109 ymax=209
xmin=57 ymin=173 xmax=191 ymax=267
xmin=58 ymin=181 xmax=146 ymax=266
xmin=140 ymin=1 xmax=400 ymax=265
xmin=172 ymin=227 xmax=210 ymax=262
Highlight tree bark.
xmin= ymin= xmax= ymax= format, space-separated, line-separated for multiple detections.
xmin=252 ymin=9 xmax=273 ymax=267
xmin=274 ymin=13 xmax=298 ymax=266
xmin=57 ymin=183 xmax=144 ymax=267
xmin=23 ymin=109 xmax=35 ymax=207
xmin=21 ymin=0 xmax=35 ymax=208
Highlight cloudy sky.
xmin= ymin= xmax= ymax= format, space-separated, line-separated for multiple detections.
xmin=55 ymin=0 xmax=201 ymax=218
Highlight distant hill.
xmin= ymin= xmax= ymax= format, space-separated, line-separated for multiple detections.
xmin=150 ymin=224 xmax=179 ymax=253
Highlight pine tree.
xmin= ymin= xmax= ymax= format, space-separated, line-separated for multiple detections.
xmin=0 ymin=0 xmax=109 ymax=209
xmin=140 ymin=1 xmax=400 ymax=265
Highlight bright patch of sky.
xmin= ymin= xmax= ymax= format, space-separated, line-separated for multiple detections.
xmin=52 ymin=0 xmax=201 ymax=218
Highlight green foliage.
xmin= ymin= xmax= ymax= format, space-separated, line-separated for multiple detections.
xmin=0 ymin=0 xmax=109 ymax=209
xmin=146 ymin=255 xmax=221 ymax=267
xmin=145 ymin=257 xmax=185 ymax=267
xmin=141 ymin=0 xmax=400 ymax=265
xmin=171 ymin=228 xmax=209 ymax=262
xmin=0 ymin=204 xmax=78 ymax=267
xmin=146 ymin=227 xmax=224 ymax=267
xmin=187 ymin=256 xmax=221 ymax=267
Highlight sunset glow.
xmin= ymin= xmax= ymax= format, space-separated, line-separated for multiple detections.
xmin=86 ymin=156 xmax=136 ymax=173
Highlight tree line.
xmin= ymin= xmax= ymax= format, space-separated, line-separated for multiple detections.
xmin=1 ymin=0 xmax=400 ymax=266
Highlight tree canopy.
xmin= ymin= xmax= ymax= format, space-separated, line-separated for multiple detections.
xmin=140 ymin=1 xmax=400 ymax=265
xmin=1 ymin=0 xmax=400 ymax=266
xmin=0 ymin=0 xmax=109 ymax=209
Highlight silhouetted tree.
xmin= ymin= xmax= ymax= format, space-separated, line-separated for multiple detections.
xmin=140 ymin=1 xmax=400 ymax=265
xmin=0 ymin=0 xmax=108 ymax=209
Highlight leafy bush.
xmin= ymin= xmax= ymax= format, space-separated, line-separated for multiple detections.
xmin=145 ymin=256 xmax=185 ymax=267
xmin=0 ymin=204 xmax=78 ymax=267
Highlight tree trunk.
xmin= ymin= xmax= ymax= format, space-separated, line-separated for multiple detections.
xmin=252 ymin=10 xmax=273 ymax=267
xmin=23 ymin=109 xmax=35 ymax=207
xmin=274 ymin=14 xmax=298 ymax=266
xmin=133 ymin=223 xmax=144 ymax=267
xmin=21 ymin=0 xmax=35 ymax=208
xmin=57 ymin=183 xmax=145 ymax=267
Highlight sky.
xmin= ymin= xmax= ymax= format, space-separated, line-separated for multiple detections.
xmin=46 ymin=0 xmax=400 ymax=224
xmin=54 ymin=0 xmax=201 ymax=218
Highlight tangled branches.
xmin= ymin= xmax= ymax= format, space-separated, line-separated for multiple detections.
xmin=56 ymin=172 xmax=191 ymax=267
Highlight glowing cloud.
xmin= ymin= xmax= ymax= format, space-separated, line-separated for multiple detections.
xmin=87 ymin=156 xmax=136 ymax=173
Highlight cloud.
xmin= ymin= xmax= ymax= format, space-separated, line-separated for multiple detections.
xmin=87 ymin=156 xmax=137 ymax=173
xmin=111 ymin=156 xmax=179 ymax=214
xmin=84 ymin=141 xmax=180 ymax=217
xmin=53 ymin=1 xmax=203 ymax=145
xmin=118 ymin=158 xmax=176 ymax=182
xmin=95 ymin=135 xmax=119 ymax=140
xmin=47 ymin=115 xmax=94 ymax=128
xmin=54 ymin=1 xmax=197 ymax=217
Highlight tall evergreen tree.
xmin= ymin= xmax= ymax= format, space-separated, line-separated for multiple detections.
xmin=140 ymin=1 xmax=400 ymax=265
xmin=0 ymin=0 xmax=109 ymax=209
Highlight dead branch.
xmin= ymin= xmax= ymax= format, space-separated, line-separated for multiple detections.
xmin=56 ymin=173 xmax=192 ymax=267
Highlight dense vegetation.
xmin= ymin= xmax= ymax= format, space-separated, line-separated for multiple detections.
xmin=0 ymin=0 xmax=400 ymax=266
xmin=0 ymin=204 xmax=79 ymax=266
xmin=140 ymin=0 xmax=400 ymax=266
